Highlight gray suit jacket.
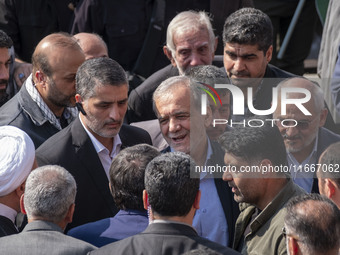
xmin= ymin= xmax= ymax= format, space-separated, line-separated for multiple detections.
xmin=0 ymin=220 xmax=96 ymax=254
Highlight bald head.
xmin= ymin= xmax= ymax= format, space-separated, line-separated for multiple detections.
xmin=73 ymin=33 xmax=108 ymax=60
xmin=32 ymin=33 xmax=84 ymax=76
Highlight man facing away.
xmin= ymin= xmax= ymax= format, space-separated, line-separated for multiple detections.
xmin=0 ymin=165 xmax=96 ymax=254
xmin=219 ymin=121 xmax=305 ymax=254
xmin=284 ymin=193 xmax=340 ymax=255
xmin=0 ymin=33 xmax=85 ymax=148
xmin=317 ymin=141 xmax=340 ymax=208
xmin=36 ymin=57 xmax=151 ymax=231
xmin=0 ymin=125 xmax=37 ymax=237
xmin=67 ymin=144 xmax=160 ymax=247
xmin=89 ymin=152 xmax=240 ymax=255
xmin=273 ymin=77 xmax=340 ymax=193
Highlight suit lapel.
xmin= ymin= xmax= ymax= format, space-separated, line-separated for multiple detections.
xmin=71 ymin=118 xmax=116 ymax=214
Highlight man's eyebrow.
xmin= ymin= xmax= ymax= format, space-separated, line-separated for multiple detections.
xmin=225 ymin=50 xmax=257 ymax=58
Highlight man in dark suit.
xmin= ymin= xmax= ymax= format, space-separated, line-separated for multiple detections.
xmin=90 ymin=152 xmax=240 ymax=255
xmin=273 ymin=77 xmax=340 ymax=193
xmin=0 ymin=165 xmax=96 ymax=254
xmin=0 ymin=126 xmax=37 ymax=237
xmin=67 ymin=144 xmax=160 ymax=247
xmin=152 ymin=76 xmax=239 ymax=247
xmin=36 ymin=58 xmax=152 ymax=231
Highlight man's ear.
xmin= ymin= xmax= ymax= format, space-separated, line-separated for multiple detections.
xmin=15 ymin=181 xmax=26 ymax=198
xmin=64 ymin=203 xmax=75 ymax=224
xmin=204 ymin=105 xmax=213 ymax=128
xmin=319 ymin=108 xmax=328 ymax=127
xmin=20 ymin=194 xmax=26 ymax=215
xmin=193 ymin=190 xmax=201 ymax=210
xmin=265 ymin=45 xmax=273 ymax=63
xmin=325 ymin=178 xmax=336 ymax=198
xmin=163 ymin=46 xmax=177 ymax=67
xmin=143 ymin=190 xmax=149 ymax=210
xmin=34 ymin=71 xmax=46 ymax=86
xmin=259 ymin=159 xmax=273 ymax=177
xmin=75 ymin=94 xmax=82 ymax=103
xmin=287 ymin=236 xmax=300 ymax=255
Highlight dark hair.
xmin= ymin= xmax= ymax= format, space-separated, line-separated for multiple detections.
xmin=144 ymin=152 xmax=199 ymax=217
xmin=284 ymin=193 xmax=340 ymax=254
xmin=218 ymin=119 xmax=287 ymax=169
xmin=318 ymin=142 xmax=340 ymax=186
xmin=0 ymin=30 xmax=13 ymax=48
xmin=76 ymin=57 xmax=128 ymax=99
xmin=222 ymin=8 xmax=273 ymax=53
xmin=109 ymin=144 xmax=160 ymax=211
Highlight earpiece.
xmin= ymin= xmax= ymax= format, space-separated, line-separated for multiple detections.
xmin=76 ymin=102 xmax=87 ymax=116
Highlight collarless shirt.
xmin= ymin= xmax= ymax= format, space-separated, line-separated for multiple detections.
xmin=287 ymin=134 xmax=318 ymax=193
xmin=79 ymin=116 xmax=122 ymax=179
xmin=0 ymin=203 xmax=17 ymax=224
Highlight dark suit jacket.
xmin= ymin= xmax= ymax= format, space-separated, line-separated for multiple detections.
xmin=0 ymin=220 xmax=96 ymax=254
xmin=162 ymin=141 xmax=239 ymax=247
xmin=67 ymin=209 xmax=148 ymax=247
xmin=0 ymin=215 xmax=18 ymax=237
xmin=89 ymin=222 xmax=241 ymax=255
xmin=36 ymin=117 xmax=152 ymax=231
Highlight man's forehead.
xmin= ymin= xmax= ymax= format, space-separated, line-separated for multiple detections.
xmin=225 ymin=43 xmax=261 ymax=54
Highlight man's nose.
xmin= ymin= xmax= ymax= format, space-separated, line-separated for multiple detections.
xmin=222 ymin=172 xmax=233 ymax=182
xmin=169 ymin=118 xmax=181 ymax=133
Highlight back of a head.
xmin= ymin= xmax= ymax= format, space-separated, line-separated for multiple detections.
xmin=0 ymin=126 xmax=35 ymax=197
xmin=76 ymin=57 xmax=128 ymax=100
xmin=144 ymin=152 xmax=199 ymax=217
xmin=109 ymin=144 xmax=160 ymax=211
xmin=73 ymin=32 xmax=108 ymax=59
xmin=0 ymin=30 xmax=13 ymax=49
xmin=284 ymin=193 xmax=340 ymax=254
xmin=24 ymin=165 xmax=76 ymax=223
xmin=222 ymin=7 xmax=273 ymax=53
xmin=219 ymin=120 xmax=287 ymax=168
xmin=166 ymin=11 xmax=215 ymax=55
xmin=32 ymin=33 xmax=82 ymax=76
xmin=319 ymin=142 xmax=340 ymax=186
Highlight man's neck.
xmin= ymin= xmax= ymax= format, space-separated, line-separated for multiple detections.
xmin=191 ymin=136 xmax=208 ymax=167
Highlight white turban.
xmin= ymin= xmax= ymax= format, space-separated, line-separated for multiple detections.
xmin=0 ymin=126 xmax=35 ymax=196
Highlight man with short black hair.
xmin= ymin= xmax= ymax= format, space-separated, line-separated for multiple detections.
xmin=36 ymin=57 xmax=152 ymax=231
xmin=284 ymin=193 xmax=340 ymax=255
xmin=220 ymin=121 xmax=305 ymax=254
xmin=89 ymin=152 xmax=240 ymax=255
xmin=67 ymin=144 xmax=159 ymax=247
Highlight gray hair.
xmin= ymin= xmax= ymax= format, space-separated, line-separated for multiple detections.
xmin=277 ymin=77 xmax=325 ymax=112
xmin=76 ymin=57 xmax=128 ymax=100
xmin=24 ymin=165 xmax=76 ymax=223
xmin=166 ymin=11 xmax=215 ymax=57
xmin=152 ymin=76 xmax=202 ymax=114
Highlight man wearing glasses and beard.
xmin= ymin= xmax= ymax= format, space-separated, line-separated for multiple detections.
xmin=273 ymin=77 xmax=340 ymax=193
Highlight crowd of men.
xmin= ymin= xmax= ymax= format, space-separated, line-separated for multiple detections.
xmin=0 ymin=3 xmax=340 ymax=255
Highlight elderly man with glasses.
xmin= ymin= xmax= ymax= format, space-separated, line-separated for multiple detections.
xmin=273 ymin=77 xmax=340 ymax=193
